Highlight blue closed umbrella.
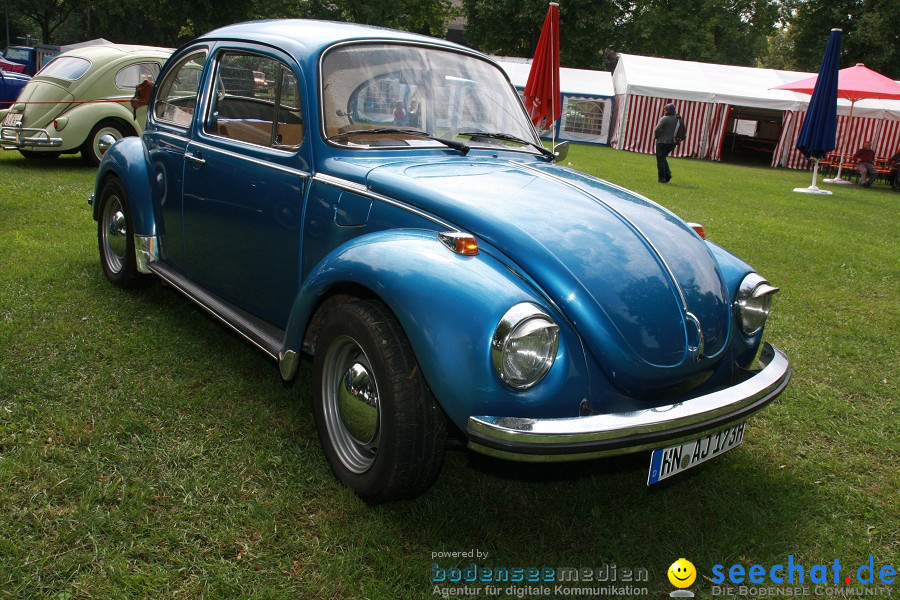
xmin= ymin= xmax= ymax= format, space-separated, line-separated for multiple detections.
xmin=792 ymin=28 xmax=840 ymax=195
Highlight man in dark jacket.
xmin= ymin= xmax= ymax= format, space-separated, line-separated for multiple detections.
xmin=654 ymin=103 xmax=678 ymax=183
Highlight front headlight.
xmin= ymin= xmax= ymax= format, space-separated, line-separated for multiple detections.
xmin=492 ymin=303 xmax=559 ymax=389
xmin=735 ymin=273 xmax=779 ymax=336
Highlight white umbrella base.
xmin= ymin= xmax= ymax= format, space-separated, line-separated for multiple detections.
xmin=793 ymin=186 xmax=833 ymax=195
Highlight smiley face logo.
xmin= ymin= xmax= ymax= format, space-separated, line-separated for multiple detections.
xmin=667 ymin=558 xmax=697 ymax=588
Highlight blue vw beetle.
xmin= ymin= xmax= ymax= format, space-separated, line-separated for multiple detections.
xmin=91 ymin=20 xmax=791 ymax=502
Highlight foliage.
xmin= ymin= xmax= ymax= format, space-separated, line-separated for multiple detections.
xmin=462 ymin=0 xmax=624 ymax=70
xmin=0 ymin=146 xmax=897 ymax=598
xmin=4 ymin=0 xmax=896 ymax=81
xmin=9 ymin=0 xmax=81 ymax=44
xmin=765 ymin=0 xmax=899 ymax=79
xmin=308 ymin=0 xmax=456 ymax=37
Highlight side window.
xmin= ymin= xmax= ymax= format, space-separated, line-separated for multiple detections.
xmin=154 ymin=50 xmax=207 ymax=128
xmin=206 ymin=51 xmax=303 ymax=150
xmin=115 ymin=62 xmax=161 ymax=90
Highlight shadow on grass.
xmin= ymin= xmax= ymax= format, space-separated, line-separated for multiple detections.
xmin=1 ymin=152 xmax=95 ymax=172
xmin=92 ymin=275 xmax=818 ymax=590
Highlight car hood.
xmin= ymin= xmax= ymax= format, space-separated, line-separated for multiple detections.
xmin=15 ymin=78 xmax=75 ymax=126
xmin=332 ymin=156 xmax=731 ymax=396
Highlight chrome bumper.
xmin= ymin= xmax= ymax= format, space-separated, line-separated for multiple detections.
xmin=1 ymin=125 xmax=63 ymax=148
xmin=467 ymin=343 xmax=791 ymax=462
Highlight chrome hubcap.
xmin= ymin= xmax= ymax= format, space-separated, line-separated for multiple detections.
xmin=93 ymin=127 xmax=121 ymax=160
xmin=322 ymin=336 xmax=380 ymax=473
xmin=101 ymin=196 xmax=127 ymax=273
xmin=97 ymin=133 xmax=117 ymax=156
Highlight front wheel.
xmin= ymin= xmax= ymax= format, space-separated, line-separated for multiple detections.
xmin=313 ymin=300 xmax=446 ymax=503
xmin=97 ymin=178 xmax=152 ymax=288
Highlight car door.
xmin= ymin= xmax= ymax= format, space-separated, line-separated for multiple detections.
xmin=144 ymin=47 xmax=209 ymax=272
xmin=182 ymin=46 xmax=311 ymax=329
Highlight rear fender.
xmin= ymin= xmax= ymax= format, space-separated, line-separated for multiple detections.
xmin=58 ymin=101 xmax=141 ymax=148
xmin=281 ymin=230 xmax=589 ymax=430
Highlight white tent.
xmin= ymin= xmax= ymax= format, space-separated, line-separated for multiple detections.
xmin=611 ymin=53 xmax=900 ymax=169
xmin=496 ymin=58 xmax=615 ymax=145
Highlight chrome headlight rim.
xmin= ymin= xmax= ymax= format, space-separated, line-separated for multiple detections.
xmin=492 ymin=303 xmax=560 ymax=390
xmin=735 ymin=273 xmax=779 ymax=337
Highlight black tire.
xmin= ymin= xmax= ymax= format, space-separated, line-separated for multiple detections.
xmin=313 ymin=299 xmax=446 ymax=503
xmin=82 ymin=119 xmax=129 ymax=167
xmin=19 ymin=150 xmax=61 ymax=160
xmin=97 ymin=178 xmax=152 ymax=288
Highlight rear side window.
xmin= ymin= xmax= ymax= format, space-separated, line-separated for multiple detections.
xmin=154 ymin=50 xmax=207 ymax=128
xmin=115 ymin=62 xmax=161 ymax=89
xmin=38 ymin=56 xmax=91 ymax=81
xmin=205 ymin=51 xmax=303 ymax=150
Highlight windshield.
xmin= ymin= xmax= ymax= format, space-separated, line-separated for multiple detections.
xmin=38 ymin=56 xmax=91 ymax=81
xmin=5 ymin=48 xmax=31 ymax=62
xmin=321 ymin=43 xmax=539 ymax=152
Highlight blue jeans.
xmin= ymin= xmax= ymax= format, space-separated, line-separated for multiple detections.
xmin=656 ymin=143 xmax=675 ymax=181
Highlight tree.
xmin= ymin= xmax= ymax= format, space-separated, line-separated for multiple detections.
xmin=462 ymin=0 xmax=625 ymax=70
xmin=308 ymin=0 xmax=455 ymax=37
xmin=774 ymin=0 xmax=898 ymax=79
xmin=618 ymin=0 xmax=779 ymax=66
xmin=10 ymin=0 xmax=81 ymax=43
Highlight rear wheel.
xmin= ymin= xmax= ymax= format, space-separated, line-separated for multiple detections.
xmin=97 ymin=178 xmax=151 ymax=288
xmin=313 ymin=300 xmax=446 ymax=503
xmin=82 ymin=120 xmax=129 ymax=167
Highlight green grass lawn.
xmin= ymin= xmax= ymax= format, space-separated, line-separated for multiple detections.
xmin=0 ymin=146 xmax=897 ymax=599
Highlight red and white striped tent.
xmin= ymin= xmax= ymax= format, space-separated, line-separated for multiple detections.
xmin=610 ymin=53 xmax=900 ymax=169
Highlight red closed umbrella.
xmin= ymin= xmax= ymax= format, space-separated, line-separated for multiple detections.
xmin=523 ymin=2 xmax=561 ymax=140
xmin=774 ymin=64 xmax=900 ymax=183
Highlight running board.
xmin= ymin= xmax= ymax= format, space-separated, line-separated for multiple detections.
xmin=149 ymin=262 xmax=285 ymax=360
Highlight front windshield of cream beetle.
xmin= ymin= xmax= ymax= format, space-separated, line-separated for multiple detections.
xmin=322 ymin=43 xmax=537 ymax=148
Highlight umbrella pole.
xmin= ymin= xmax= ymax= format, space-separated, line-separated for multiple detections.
xmin=794 ymin=157 xmax=833 ymax=195
xmin=823 ymin=100 xmax=856 ymax=184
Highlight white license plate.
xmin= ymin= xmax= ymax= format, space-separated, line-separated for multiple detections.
xmin=647 ymin=422 xmax=745 ymax=485
xmin=2 ymin=112 xmax=22 ymax=127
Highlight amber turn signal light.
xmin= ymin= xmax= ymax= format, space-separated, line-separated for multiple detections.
xmin=438 ymin=232 xmax=479 ymax=255
xmin=687 ymin=222 xmax=706 ymax=239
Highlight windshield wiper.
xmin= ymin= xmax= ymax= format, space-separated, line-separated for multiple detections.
xmin=330 ymin=127 xmax=469 ymax=155
xmin=455 ymin=130 xmax=555 ymax=159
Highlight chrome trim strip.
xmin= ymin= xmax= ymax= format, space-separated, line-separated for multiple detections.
xmin=153 ymin=130 xmax=191 ymax=144
xmin=149 ymin=264 xmax=280 ymax=361
xmin=134 ymin=235 xmax=159 ymax=274
xmin=312 ymin=173 xmax=458 ymax=231
xmin=189 ymin=140 xmax=312 ymax=178
xmin=466 ymin=342 xmax=790 ymax=459
xmin=314 ymin=172 xmax=368 ymax=193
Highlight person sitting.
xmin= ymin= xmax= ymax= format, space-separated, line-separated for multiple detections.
xmin=853 ymin=141 xmax=877 ymax=187
xmin=889 ymin=151 xmax=900 ymax=192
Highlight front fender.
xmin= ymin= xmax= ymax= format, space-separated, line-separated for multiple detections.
xmin=282 ymin=230 xmax=590 ymax=430
xmin=92 ymin=136 xmax=158 ymax=238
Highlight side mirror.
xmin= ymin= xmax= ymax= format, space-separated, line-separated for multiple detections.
xmin=553 ymin=141 xmax=569 ymax=162
xmin=130 ymin=79 xmax=155 ymax=119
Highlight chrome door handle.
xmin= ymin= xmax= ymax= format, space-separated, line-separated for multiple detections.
xmin=184 ymin=151 xmax=205 ymax=165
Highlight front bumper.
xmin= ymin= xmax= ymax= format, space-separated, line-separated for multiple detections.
xmin=467 ymin=342 xmax=791 ymax=461
xmin=1 ymin=124 xmax=63 ymax=149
